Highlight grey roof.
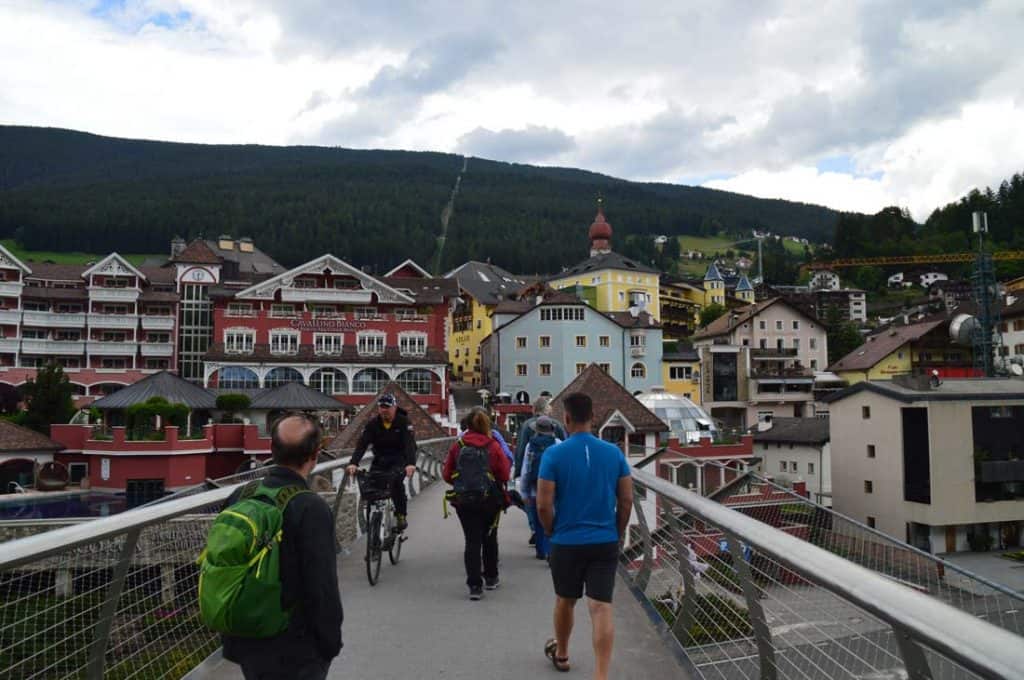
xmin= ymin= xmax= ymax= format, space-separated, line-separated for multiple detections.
xmin=90 ymin=371 xmax=217 ymax=410
xmin=248 ymin=382 xmax=348 ymax=410
xmin=752 ymin=417 xmax=830 ymax=445
xmin=446 ymin=261 xmax=529 ymax=305
xmin=823 ymin=378 xmax=1024 ymax=404
xmin=557 ymin=251 xmax=658 ymax=277
xmin=205 ymin=239 xmax=285 ymax=278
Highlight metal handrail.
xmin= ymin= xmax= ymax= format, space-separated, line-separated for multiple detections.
xmin=631 ymin=466 xmax=1024 ymax=680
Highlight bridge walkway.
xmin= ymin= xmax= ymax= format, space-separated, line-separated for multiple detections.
xmin=200 ymin=482 xmax=686 ymax=679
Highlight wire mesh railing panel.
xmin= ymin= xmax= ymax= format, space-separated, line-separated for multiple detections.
xmin=0 ymin=437 xmax=456 ymax=680
xmin=622 ymin=469 xmax=1024 ymax=680
xmin=701 ymin=460 xmax=1024 ymax=637
xmin=0 ymin=533 xmax=128 ymax=679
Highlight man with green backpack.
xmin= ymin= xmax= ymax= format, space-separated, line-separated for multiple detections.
xmin=198 ymin=413 xmax=343 ymax=679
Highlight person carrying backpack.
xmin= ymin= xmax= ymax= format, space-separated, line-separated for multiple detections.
xmin=199 ymin=413 xmax=343 ymax=680
xmin=442 ymin=408 xmax=511 ymax=600
xmin=519 ymin=416 xmax=561 ymax=560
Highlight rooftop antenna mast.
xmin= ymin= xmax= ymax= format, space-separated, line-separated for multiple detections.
xmin=971 ymin=211 xmax=1001 ymax=376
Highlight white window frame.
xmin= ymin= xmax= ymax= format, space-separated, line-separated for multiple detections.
xmin=809 ymin=337 xmax=817 ymax=350
xmin=630 ymin=333 xmax=646 ymax=347
xmin=539 ymin=363 xmax=552 ymax=376
xmin=516 ymin=363 xmax=528 ymax=377
xmin=269 ymin=330 xmax=300 ymax=355
xmin=539 ymin=335 xmax=551 ymax=348
xmin=310 ymin=305 xmax=340 ymax=318
xmin=630 ymin=362 xmax=646 ymax=378
xmin=399 ymin=332 xmax=427 ymax=357
xmin=226 ymin=302 xmax=254 ymax=317
xmin=575 ymin=335 xmax=587 ymax=348
xmin=357 ymin=331 xmax=386 ymax=356
xmin=669 ymin=366 xmax=692 ymax=381
xmin=224 ymin=328 xmax=255 ymax=354
xmin=314 ymin=333 xmax=344 ymax=355
xmin=599 ymin=335 xmax=610 ymax=347
xmin=395 ymin=307 xmax=419 ymax=321
xmin=270 ymin=303 xmax=296 ymax=318
xmin=576 ymin=363 xmax=587 ymax=375
xmin=515 ymin=336 xmax=528 ymax=349
xmin=354 ymin=306 xmax=379 ymax=320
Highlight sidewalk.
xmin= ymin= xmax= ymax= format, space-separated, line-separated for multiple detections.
xmin=202 ymin=482 xmax=687 ymax=679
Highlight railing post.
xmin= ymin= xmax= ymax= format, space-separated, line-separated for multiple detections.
xmin=86 ymin=527 xmax=142 ymax=680
xmin=725 ymin=530 xmax=777 ymax=680
xmin=672 ymin=532 xmax=698 ymax=642
xmin=631 ymin=492 xmax=653 ymax=593
xmin=893 ymin=625 xmax=934 ymax=680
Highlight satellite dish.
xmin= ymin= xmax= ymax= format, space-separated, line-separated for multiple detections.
xmin=1011 ymin=364 xmax=1024 ymax=377
xmin=949 ymin=314 xmax=978 ymax=346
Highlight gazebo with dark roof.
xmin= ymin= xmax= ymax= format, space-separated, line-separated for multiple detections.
xmin=326 ymin=382 xmax=446 ymax=453
xmin=89 ymin=371 xmax=217 ymax=410
xmin=248 ymin=382 xmax=348 ymax=411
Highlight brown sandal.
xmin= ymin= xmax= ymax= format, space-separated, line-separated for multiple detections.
xmin=544 ymin=638 xmax=570 ymax=672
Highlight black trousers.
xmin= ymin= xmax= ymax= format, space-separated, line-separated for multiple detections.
xmin=370 ymin=466 xmax=408 ymax=517
xmin=455 ymin=503 xmax=501 ymax=587
xmin=239 ymin=657 xmax=329 ymax=680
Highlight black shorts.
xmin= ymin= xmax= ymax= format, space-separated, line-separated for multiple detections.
xmin=549 ymin=542 xmax=619 ymax=603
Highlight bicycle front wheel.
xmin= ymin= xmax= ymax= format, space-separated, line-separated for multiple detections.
xmin=366 ymin=510 xmax=383 ymax=586
xmin=388 ymin=509 xmax=403 ymax=565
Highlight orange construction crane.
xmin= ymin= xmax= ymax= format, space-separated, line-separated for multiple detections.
xmin=805 ymin=250 xmax=1024 ymax=270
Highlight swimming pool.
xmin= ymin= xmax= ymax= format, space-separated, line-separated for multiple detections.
xmin=0 ymin=492 xmax=128 ymax=520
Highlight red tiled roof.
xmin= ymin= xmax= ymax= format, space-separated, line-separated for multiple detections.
xmin=549 ymin=364 xmax=667 ymax=435
xmin=0 ymin=420 xmax=64 ymax=453
xmin=325 ymin=381 xmax=447 ymax=451
xmin=171 ymin=239 xmax=221 ymax=264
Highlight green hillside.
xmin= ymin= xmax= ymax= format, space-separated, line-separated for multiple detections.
xmin=0 ymin=126 xmax=845 ymax=274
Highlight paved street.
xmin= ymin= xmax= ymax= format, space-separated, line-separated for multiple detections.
xmin=198 ymin=482 xmax=687 ymax=679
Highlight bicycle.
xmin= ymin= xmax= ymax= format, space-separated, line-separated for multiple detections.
xmin=355 ymin=469 xmax=408 ymax=585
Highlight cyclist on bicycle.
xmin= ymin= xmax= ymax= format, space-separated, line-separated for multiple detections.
xmin=346 ymin=393 xmax=416 ymax=532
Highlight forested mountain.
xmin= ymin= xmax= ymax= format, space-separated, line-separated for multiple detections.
xmin=0 ymin=126 xmax=844 ymax=273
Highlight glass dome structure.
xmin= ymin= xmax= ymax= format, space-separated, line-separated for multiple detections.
xmin=635 ymin=389 xmax=718 ymax=444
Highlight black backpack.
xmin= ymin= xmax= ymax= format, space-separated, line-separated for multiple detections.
xmin=525 ymin=433 xmax=556 ymax=491
xmin=450 ymin=439 xmax=494 ymax=506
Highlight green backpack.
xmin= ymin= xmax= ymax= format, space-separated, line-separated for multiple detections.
xmin=197 ymin=481 xmax=310 ymax=637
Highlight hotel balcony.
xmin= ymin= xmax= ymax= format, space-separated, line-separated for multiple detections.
xmin=629 ymin=346 xmax=647 ymax=357
xmin=87 ymin=286 xmax=140 ymax=302
xmin=89 ymin=313 xmax=140 ymax=329
xmin=141 ymin=315 xmax=175 ymax=330
xmin=22 ymin=339 xmax=86 ymax=354
xmin=0 ymin=282 xmax=24 ymax=297
xmin=0 ymin=310 xmax=21 ymax=324
xmin=0 ymin=338 xmax=20 ymax=353
xmin=139 ymin=342 xmax=174 ymax=357
xmin=280 ymin=288 xmax=374 ymax=304
xmin=749 ymin=347 xmax=799 ymax=360
xmin=87 ymin=341 xmax=138 ymax=356
xmin=23 ymin=311 xmax=87 ymax=328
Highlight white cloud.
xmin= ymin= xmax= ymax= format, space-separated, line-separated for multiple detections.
xmin=2 ymin=0 xmax=1023 ymax=219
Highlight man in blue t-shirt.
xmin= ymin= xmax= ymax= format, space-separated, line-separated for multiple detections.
xmin=536 ymin=392 xmax=633 ymax=679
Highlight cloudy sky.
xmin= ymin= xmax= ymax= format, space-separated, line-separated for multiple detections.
xmin=3 ymin=0 xmax=1023 ymax=219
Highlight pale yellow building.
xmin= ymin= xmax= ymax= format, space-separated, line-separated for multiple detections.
xmin=548 ymin=206 xmax=662 ymax=320
xmin=661 ymin=347 xmax=702 ymax=405
xmin=445 ymin=261 xmax=528 ymax=385
xmin=829 ymin=318 xmax=971 ymax=385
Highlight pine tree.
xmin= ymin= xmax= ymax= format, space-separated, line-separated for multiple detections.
xmin=22 ymin=364 xmax=75 ymax=434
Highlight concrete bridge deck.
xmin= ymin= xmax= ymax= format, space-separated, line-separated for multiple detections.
xmin=198 ymin=482 xmax=686 ymax=679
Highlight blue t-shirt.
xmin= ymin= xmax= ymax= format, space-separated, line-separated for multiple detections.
xmin=538 ymin=432 xmax=631 ymax=546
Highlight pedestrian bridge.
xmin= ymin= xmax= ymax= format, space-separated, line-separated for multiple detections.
xmin=2 ymin=438 xmax=1023 ymax=680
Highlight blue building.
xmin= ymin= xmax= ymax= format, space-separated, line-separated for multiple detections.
xmin=479 ymin=291 xmax=663 ymax=403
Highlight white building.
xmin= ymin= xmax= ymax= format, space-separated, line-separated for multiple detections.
xmin=999 ymin=295 xmax=1024 ymax=361
xmin=919 ymin=272 xmax=949 ymax=288
xmin=753 ymin=417 xmax=831 ymax=506
xmin=825 ymin=376 xmax=1024 ymax=554
xmin=809 ymin=270 xmax=840 ymax=291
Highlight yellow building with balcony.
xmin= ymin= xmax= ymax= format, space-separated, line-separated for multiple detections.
xmin=445 ymin=261 xmax=528 ymax=385
xmin=661 ymin=346 xmax=702 ymax=405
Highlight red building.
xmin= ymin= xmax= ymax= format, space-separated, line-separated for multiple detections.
xmin=202 ymin=254 xmax=458 ymax=416
xmin=0 ymin=246 xmax=179 ymax=404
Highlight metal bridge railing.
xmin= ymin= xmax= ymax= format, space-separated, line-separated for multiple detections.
xmin=622 ymin=465 xmax=1024 ymax=680
xmin=0 ymin=437 xmax=454 ymax=680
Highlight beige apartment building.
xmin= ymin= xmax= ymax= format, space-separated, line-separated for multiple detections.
xmin=825 ymin=377 xmax=1024 ymax=554
xmin=692 ymin=297 xmax=829 ymax=429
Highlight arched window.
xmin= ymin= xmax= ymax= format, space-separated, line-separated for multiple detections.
xmin=630 ymin=362 xmax=646 ymax=379
xmin=310 ymin=368 xmax=348 ymax=395
xmin=264 ymin=367 xmax=304 ymax=388
xmin=216 ymin=366 xmax=259 ymax=390
xmin=352 ymin=368 xmax=389 ymax=394
xmin=397 ymin=369 xmax=434 ymax=394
